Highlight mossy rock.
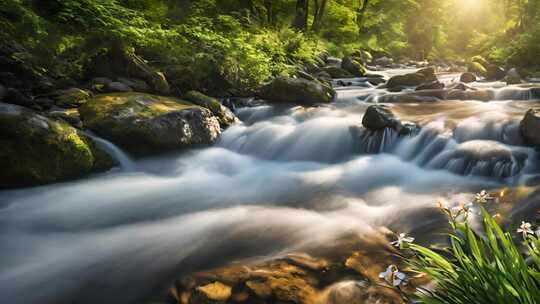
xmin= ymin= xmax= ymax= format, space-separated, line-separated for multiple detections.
xmin=79 ymin=93 xmax=221 ymax=155
xmin=259 ymin=76 xmax=336 ymax=105
xmin=0 ymin=102 xmax=113 ymax=189
xmin=52 ymin=88 xmax=92 ymax=108
xmin=386 ymin=73 xmax=426 ymax=89
xmin=471 ymin=55 xmax=490 ymax=67
xmin=184 ymin=91 xmax=238 ymax=128
xmin=468 ymin=61 xmax=487 ymax=76
xmin=341 ymin=56 xmax=366 ymax=77
xmin=322 ymin=67 xmax=354 ymax=78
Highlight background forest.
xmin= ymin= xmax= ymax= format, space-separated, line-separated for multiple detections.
xmin=1 ymin=0 xmax=539 ymax=94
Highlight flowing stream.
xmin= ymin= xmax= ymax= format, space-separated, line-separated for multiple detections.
xmin=1 ymin=69 xmax=540 ymax=303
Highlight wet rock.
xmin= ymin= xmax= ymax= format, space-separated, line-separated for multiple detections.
xmin=521 ymin=109 xmax=540 ymax=146
xmin=341 ymin=56 xmax=366 ymax=77
xmin=505 ymin=68 xmax=522 ymax=85
xmin=322 ymin=66 xmax=354 ymax=78
xmin=79 ymin=93 xmax=220 ymax=154
xmin=367 ymin=77 xmax=386 ymax=86
xmin=0 ymin=102 xmax=112 ymax=189
xmin=52 ymin=88 xmax=92 ymax=108
xmin=362 ymin=105 xmax=398 ymax=130
xmin=386 ymin=73 xmax=426 ymax=89
xmin=259 ymin=76 xmax=336 ymax=105
xmin=322 ymin=281 xmax=401 ymax=304
xmin=192 ymin=282 xmax=232 ymax=303
xmin=416 ymin=81 xmax=444 ymax=91
xmin=184 ymin=91 xmax=238 ymax=128
xmin=460 ymin=72 xmax=476 ymax=83
xmin=486 ymin=64 xmax=506 ymax=80
xmin=105 ymin=81 xmax=133 ymax=93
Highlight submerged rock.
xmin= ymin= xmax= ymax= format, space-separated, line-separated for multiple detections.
xmin=79 ymin=93 xmax=221 ymax=154
xmin=259 ymin=76 xmax=336 ymax=105
xmin=193 ymin=282 xmax=232 ymax=303
xmin=0 ymin=102 xmax=112 ymax=188
xmin=521 ymin=109 xmax=540 ymax=146
xmin=184 ymin=90 xmax=238 ymax=128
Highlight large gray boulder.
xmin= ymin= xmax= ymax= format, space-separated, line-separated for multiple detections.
xmin=79 ymin=93 xmax=221 ymax=154
xmin=259 ymin=76 xmax=336 ymax=105
xmin=0 ymin=102 xmax=113 ymax=188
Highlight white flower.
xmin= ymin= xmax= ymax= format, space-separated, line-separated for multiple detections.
xmin=451 ymin=202 xmax=473 ymax=217
xmin=475 ymin=190 xmax=493 ymax=204
xmin=517 ymin=221 xmax=534 ymax=237
xmin=379 ymin=265 xmax=406 ymax=287
xmin=391 ymin=233 xmax=415 ymax=249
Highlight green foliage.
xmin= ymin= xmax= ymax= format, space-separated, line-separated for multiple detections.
xmin=408 ymin=206 xmax=540 ymax=304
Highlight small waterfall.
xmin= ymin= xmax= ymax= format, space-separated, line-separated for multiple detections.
xmin=84 ymin=132 xmax=135 ymax=171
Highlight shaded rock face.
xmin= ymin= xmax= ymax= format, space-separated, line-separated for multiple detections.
xmin=0 ymin=102 xmax=112 ymax=189
xmin=79 ymin=93 xmax=221 ymax=155
xmin=259 ymin=76 xmax=336 ymax=105
xmin=460 ymin=72 xmax=476 ymax=83
xmin=486 ymin=64 xmax=506 ymax=80
xmin=184 ymin=91 xmax=238 ymax=128
xmin=521 ymin=109 xmax=540 ymax=146
xmin=506 ymin=68 xmax=522 ymax=85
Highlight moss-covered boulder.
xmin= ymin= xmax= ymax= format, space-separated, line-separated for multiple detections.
xmin=0 ymin=102 xmax=113 ymax=189
xmin=468 ymin=61 xmax=487 ymax=76
xmin=321 ymin=67 xmax=354 ymax=78
xmin=259 ymin=76 xmax=336 ymax=105
xmin=341 ymin=56 xmax=366 ymax=77
xmin=386 ymin=73 xmax=426 ymax=89
xmin=79 ymin=93 xmax=221 ymax=154
xmin=184 ymin=91 xmax=238 ymax=128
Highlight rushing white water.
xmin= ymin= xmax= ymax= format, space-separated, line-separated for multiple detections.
xmin=1 ymin=68 xmax=540 ymax=304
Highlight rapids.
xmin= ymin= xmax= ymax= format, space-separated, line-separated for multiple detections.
xmin=1 ymin=68 xmax=540 ymax=303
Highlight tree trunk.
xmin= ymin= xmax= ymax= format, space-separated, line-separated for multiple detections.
xmin=312 ymin=0 xmax=327 ymax=33
xmin=264 ymin=0 xmax=275 ymax=26
xmin=357 ymin=0 xmax=370 ymax=32
xmin=293 ymin=0 xmax=309 ymax=31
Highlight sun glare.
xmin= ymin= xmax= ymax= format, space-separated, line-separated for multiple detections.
xmin=457 ymin=0 xmax=483 ymax=10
